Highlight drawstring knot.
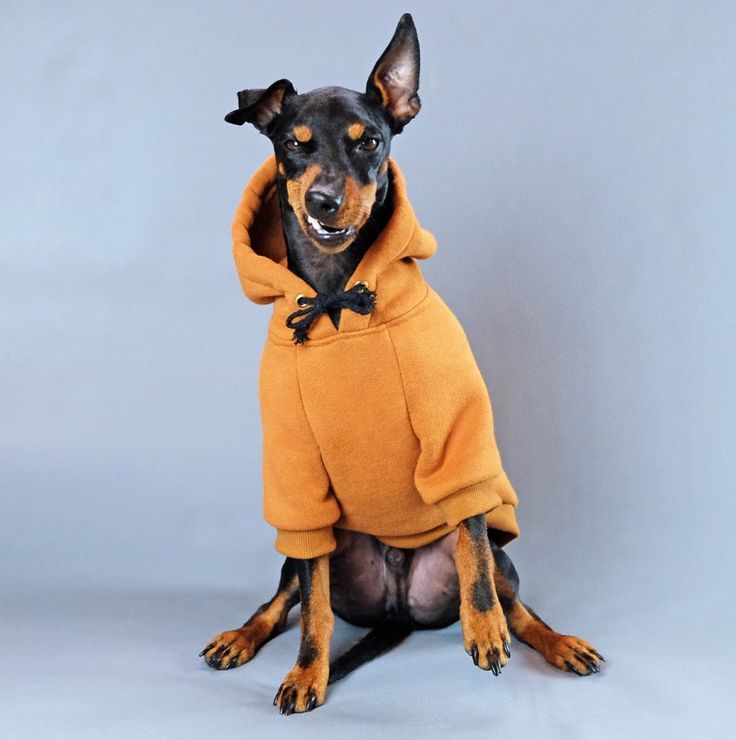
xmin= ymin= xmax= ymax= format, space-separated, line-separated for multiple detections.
xmin=285 ymin=282 xmax=377 ymax=345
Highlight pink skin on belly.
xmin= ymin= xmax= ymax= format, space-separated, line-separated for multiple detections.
xmin=329 ymin=529 xmax=461 ymax=628
xmin=407 ymin=529 xmax=459 ymax=625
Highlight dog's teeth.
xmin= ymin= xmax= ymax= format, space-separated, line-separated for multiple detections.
xmin=306 ymin=213 xmax=349 ymax=236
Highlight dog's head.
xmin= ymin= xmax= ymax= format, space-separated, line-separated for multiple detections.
xmin=225 ymin=13 xmax=421 ymax=253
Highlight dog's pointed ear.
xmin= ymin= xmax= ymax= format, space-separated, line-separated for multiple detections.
xmin=366 ymin=13 xmax=421 ymax=133
xmin=224 ymin=78 xmax=297 ymax=134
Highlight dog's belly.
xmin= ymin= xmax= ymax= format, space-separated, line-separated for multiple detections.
xmin=329 ymin=529 xmax=460 ymax=629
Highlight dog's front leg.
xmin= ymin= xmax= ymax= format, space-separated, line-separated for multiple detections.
xmin=273 ymin=555 xmax=333 ymax=714
xmin=455 ymin=514 xmax=511 ymax=674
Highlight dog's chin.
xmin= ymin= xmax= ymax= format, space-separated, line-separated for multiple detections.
xmin=302 ymin=214 xmax=358 ymax=253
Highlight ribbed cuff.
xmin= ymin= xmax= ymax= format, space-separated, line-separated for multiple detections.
xmin=486 ymin=503 xmax=521 ymax=546
xmin=436 ymin=479 xmax=502 ymax=528
xmin=274 ymin=526 xmax=337 ymax=559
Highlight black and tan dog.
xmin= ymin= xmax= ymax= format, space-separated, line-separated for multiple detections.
xmin=201 ymin=13 xmax=604 ymax=714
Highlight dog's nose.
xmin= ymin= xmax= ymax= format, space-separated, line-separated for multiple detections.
xmin=305 ymin=189 xmax=342 ymax=220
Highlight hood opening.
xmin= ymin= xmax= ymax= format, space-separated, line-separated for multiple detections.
xmin=232 ymin=155 xmax=436 ymax=307
xmin=249 ymin=177 xmax=288 ymax=266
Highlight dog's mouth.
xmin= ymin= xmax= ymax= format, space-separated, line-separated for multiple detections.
xmin=303 ymin=213 xmax=357 ymax=250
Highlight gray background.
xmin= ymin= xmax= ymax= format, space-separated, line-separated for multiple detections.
xmin=1 ymin=1 xmax=734 ymax=737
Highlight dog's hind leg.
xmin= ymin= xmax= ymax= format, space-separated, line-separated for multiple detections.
xmin=490 ymin=540 xmax=605 ymax=676
xmin=200 ymin=557 xmax=300 ymax=670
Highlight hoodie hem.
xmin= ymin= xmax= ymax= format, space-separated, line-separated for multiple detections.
xmin=360 ymin=501 xmax=519 ymax=550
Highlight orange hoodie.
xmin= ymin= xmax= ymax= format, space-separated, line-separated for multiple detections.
xmin=232 ymin=154 xmax=520 ymax=559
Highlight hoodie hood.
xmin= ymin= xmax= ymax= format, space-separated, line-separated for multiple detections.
xmin=231 ymin=154 xmax=438 ymax=344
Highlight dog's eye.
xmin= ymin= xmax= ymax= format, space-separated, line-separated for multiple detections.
xmin=284 ymin=139 xmax=300 ymax=152
xmin=359 ymin=137 xmax=380 ymax=152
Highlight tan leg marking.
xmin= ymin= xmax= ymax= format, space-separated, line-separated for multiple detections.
xmin=455 ymin=520 xmax=511 ymax=674
xmin=200 ymin=573 xmax=298 ymax=670
xmin=506 ymin=600 xmax=605 ymax=675
xmin=274 ymin=556 xmax=333 ymax=714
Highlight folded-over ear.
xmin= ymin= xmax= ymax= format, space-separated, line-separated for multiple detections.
xmin=366 ymin=13 xmax=421 ymax=134
xmin=224 ymin=78 xmax=297 ymax=134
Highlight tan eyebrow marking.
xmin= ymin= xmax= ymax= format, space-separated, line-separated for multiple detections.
xmin=347 ymin=122 xmax=366 ymax=140
xmin=293 ymin=124 xmax=312 ymax=142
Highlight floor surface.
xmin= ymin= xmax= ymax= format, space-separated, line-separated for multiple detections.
xmin=1 ymin=587 xmax=730 ymax=739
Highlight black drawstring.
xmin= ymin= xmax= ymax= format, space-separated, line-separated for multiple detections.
xmin=285 ymin=283 xmax=377 ymax=345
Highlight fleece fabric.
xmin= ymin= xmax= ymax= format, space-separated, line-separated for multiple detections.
xmin=232 ymin=154 xmax=520 ymax=559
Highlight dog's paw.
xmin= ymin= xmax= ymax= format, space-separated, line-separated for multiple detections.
xmin=461 ymin=602 xmax=511 ymax=675
xmin=199 ymin=628 xmax=261 ymax=670
xmin=544 ymin=634 xmax=605 ymax=676
xmin=273 ymin=664 xmax=328 ymax=715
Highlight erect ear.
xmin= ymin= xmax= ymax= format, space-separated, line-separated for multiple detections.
xmin=366 ymin=13 xmax=421 ymax=133
xmin=224 ymin=78 xmax=297 ymax=134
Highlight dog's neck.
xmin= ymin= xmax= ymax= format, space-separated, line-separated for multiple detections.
xmin=275 ymin=173 xmax=393 ymax=299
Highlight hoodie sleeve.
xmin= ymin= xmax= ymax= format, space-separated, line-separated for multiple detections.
xmin=387 ymin=289 xmax=516 ymax=530
xmin=259 ymin=340 xmax=341 ymax=558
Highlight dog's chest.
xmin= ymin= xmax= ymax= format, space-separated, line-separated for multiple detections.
xmin=328 ymin=529 xmax=460 ymax=629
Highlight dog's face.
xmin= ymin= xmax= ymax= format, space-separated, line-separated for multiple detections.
xmin=225 ymin=14 xmax=421 ymax=254
xmin=269 ymin=88 xmax=393 ymax=254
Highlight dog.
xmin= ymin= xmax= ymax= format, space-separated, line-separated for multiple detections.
xmin=201 ymin=13 xmax=604 ymax=714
